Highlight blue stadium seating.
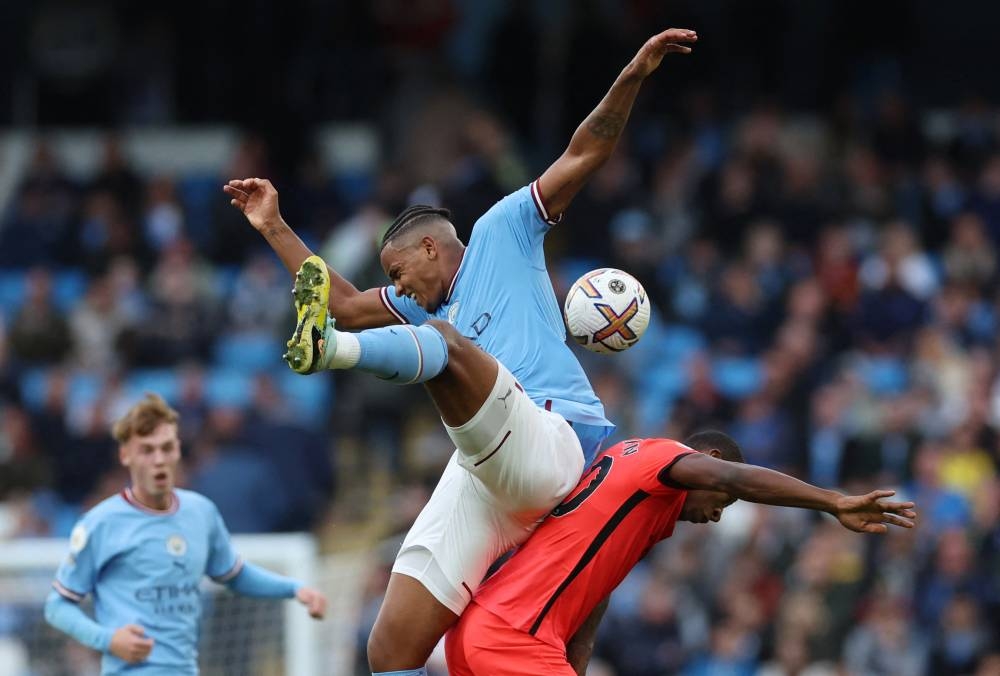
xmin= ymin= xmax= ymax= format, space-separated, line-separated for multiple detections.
xmin=712 ymin=357 xmax=763 ymax=398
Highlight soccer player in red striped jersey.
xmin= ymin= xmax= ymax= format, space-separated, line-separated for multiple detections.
xmin=445 ymin=431 xmax=917 ymax=675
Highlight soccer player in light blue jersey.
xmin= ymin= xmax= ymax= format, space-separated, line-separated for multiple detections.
xmin=44 ymin=394 xmax=327 ymax=675
xmin=225 ymin=27 xmax=698 ymax=675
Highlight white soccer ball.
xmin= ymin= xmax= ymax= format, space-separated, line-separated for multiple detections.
xmin=564 ymin=268 xmax=650 ymax=354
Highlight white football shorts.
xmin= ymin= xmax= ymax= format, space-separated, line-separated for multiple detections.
xmin=391 ymin=361 xmax=584 ymax=615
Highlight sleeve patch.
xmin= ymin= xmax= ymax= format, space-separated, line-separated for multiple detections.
xmin=69 ymin=525 xmax=88 ymax=554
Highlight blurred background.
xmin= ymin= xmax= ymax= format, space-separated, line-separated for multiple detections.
xmin=2 ymin=1 xmax=1000 ymax=674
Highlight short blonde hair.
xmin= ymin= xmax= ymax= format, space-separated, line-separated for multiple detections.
xmin=111 ymin=393 xmax=179 ymax=443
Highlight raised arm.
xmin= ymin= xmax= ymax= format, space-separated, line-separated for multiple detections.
xmin=668 ymin=453 xmax=917 ymax=534
xmin=537 ymin=27 xmax=697 ymax=218
xmin=224 ymin=178 xmax=396 ymax=330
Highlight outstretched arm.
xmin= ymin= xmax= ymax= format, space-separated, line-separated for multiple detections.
xmin=224 ymin=560 xmax=327 ymax=619
xmin=224 ymin=178 xmax=396 ymax=330
xmin=537 ymin=27 xmax=697 ymax=219
xmin=668 ymin=453 xmax=917 ymax=533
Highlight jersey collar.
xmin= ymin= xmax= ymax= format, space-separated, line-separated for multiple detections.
xmin=444 ymin=251 xmax=466 ymax=304
xmin=121 ymin=487 xmax=179 ymax=515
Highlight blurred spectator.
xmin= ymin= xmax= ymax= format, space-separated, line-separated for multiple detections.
xmin=0 ymin=404 xmax=49 ymax=499
xmin=78 ymin=190 xmax=150 ymax=272
xmin=68 ymin=274 xmax=130 ymax=371
xmin=596 ymin=577 xmax=705 ymax=676
xmin=928 ymin=594 xmax=994 ymax=675
xmin=969 ymin=155 xmax=1000 ymax=246
xmin=943 ymin=212 xmax=996 ymax=289
xmin=209 ymin=136 xmax=272 ymax=263
xmin=134 ymin=239 xmax=216 ymax=366
xmin=227 ymin=255 xmax=291 ymax=335
xmin=0 ymin=143 xmax=78 ymax=267
xmin=90 ymin=137 xmax=143 ymax=222
xmin=843 ymin=594 xmax=929 ymax=676
xmin=702 ymin=261 xmax=772 ymax=354
xmin=7 ymin=269 xmax=72 ymax=365
xmin=142 ymin=175 xmax=186 ymax=252
xmin=188 ymin=406 xmax=292 ymax=533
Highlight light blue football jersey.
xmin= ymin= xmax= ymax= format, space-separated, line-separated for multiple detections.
xmin=380 ymin=181 xmax=614 ymax=463
xmin=52 ymin=488 xmax=243 ymax=675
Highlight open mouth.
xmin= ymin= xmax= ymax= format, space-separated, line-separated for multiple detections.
xmin=154 ymin=472 xmax=169 ymax=483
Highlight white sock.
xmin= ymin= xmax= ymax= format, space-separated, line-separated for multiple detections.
xmin=326 ymin=330 xmax=361 ymax=369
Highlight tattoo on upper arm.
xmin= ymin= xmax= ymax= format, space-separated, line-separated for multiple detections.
xmin=586 ymin=111 xmax=626 ymax=139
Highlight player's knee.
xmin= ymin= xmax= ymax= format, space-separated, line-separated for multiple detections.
xmin=424 ymin=319 xmax=460 ymax=348
xmin=367 ymin=623 xmax=426 ymax=672
xmin=424 ymin=319 xmax=475 ymax=365
xmin=366 ymin=629 xmax=390 ymax=670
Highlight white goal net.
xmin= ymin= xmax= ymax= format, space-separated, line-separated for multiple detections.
xmin=0 ymin=533 xmax=369 ymax=676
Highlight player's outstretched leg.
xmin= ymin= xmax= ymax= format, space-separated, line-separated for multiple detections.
xmin=283 ymin=255 xmax=449 ymax=383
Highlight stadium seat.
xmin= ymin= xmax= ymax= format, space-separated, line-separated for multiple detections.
xmin=634 ymin=388 xmax=675 ymax=436
xmin=333 ymin=170 xmax=374 ymax=207
xmin=18 ymin=369 xmax=103 ymax=412
xmin=19 ymin=368 xmax=51 ymax=410
xmin=712 ymin=357 xmax=763 ymax=398
xmin=658 ymin=325 xmax=706 ymax=361
xmin=210 ymin=265 xmax=242 ymax=300
xmin=204 ymin=368 xmax=254 ymax=408
xmin=52 ymin=269 xmax=87 ymax=311
xmin=0 ymin=272 xmax=26 ymax=318
xmin=213 ymin=332 xmax=284 ymax=372
xmin=273 ymin=369 xmax=333 ymax=425
xmin=856 ymin=355 xmax=909 ymax=395
xmin=177 ymin=174 xmax=222 ymax=249
xmin=125 ymin=369 xmax=180 ymax=403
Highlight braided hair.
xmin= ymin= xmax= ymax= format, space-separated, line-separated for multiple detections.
xmin=380 ymin=205 xmax=452 ymax=252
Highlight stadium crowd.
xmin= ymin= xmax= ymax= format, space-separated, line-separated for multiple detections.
xmin=3 ymin=101 xmax=1000 ymax=676
xmin=2 ymin=3 xmax=1000 ymax=675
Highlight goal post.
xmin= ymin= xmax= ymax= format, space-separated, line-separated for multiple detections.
xmin=0 ymin=533 xmax=323 ymax=676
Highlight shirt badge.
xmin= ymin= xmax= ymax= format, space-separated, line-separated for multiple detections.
xmin=448 ymin=301 xmax=461 ymax=325
xmin=166 ymin=534 xmax=188 ymax=556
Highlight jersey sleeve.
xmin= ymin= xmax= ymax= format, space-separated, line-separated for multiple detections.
xmin=53 ymin=519 xmax=103 ymax=602
xmin=206 ymin=502 xmax=243 ymax=582
xmin=634 ymin=439 xmax=697 ymax=496
xmin=379 ymin=285 xmax=429 ymax=326
xmin=473 ymin=180 xmax=562 ymax=258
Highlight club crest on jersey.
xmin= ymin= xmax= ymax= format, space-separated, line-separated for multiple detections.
xmin=166 ymin=534 xmax=187 ymax=556
xmin=448 ymin=301 xmax=460 ymax=325
xmin=69 ymin=524 xmax=88 ymax=554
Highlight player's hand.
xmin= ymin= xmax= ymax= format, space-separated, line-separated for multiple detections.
xmin=834 ymin=490 xmax=916 ymax=534
xmin=224 ymin=178 xmax=283 ymax=233
xmin=629 ymin=28 xmax=697 ymax=79
xmin=296 ymin=586 xmax=328 ymax=620
xmin=109 ymin=624 xmax=154 ymax=663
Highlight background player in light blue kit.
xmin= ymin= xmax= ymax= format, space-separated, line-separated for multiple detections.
xmin=224 ymin=26 xmax=697 ymax=675
xmin=43 ymin=393 xmax=327 ymax=675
